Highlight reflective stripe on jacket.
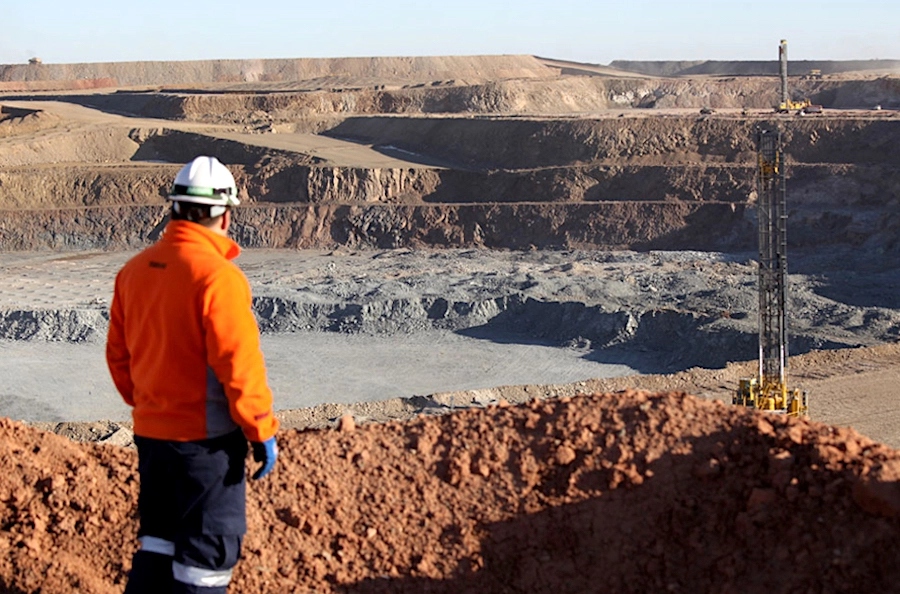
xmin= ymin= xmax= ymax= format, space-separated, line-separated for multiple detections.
xmin=106 ymin=220 xmax=278 ymax=442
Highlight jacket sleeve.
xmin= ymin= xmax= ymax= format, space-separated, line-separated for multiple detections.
xmin=106 ymin=273 xmax=135 ymax=406
xmin=202 ymin=265 xmax=279 ymax=442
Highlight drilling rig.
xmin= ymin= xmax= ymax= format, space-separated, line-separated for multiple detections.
xmin=733 ymin=128 xmax=808 ymax=417
xmin=775 ymin=39 xmax=819 ymax=114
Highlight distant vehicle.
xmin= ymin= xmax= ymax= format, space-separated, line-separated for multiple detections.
xmin=28 ymin=57 xmax=42 ymax=65
xmin=699 ymin=107 xmax=715 ymax=115
xmin=803 ymin=69 xmax=823 ymax=80
xmin=776 ymin=98 xmax=811 ymax=113
xmin=776 ymin=98 xmax=823 ymax=115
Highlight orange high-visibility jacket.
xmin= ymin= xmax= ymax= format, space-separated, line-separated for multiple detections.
xmin=106 ymin=220 xmax=278 ymax=443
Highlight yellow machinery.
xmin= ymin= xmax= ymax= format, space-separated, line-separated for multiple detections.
xmin=776 ymin=98 xmax=812 ymax=113
xmin=774 ymin=40 xmax=822 ymax=115
xmin=777 ymin=98 xmax=822 ymax=115
xmin=733 ymin=128 xmax=809 ymax=417
xmin=735 ymin=378 xmax=807 ymax=416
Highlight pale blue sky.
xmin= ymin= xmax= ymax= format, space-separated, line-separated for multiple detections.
xmin=3 ymin=0 xmax=898 ymax=65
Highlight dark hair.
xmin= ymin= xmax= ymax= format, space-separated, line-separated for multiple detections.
xmin=170 ymin=202 xmax=224 ymax=223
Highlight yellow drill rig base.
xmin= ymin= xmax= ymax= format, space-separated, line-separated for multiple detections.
xmin=734 ymin=378 xmax=809 ymax=417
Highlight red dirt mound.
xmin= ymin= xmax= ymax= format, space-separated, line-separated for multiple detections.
xmin=0 ymin=419 xmax=137 ymax=593
xmin=3 ymin=391 xmax=900 ymax=593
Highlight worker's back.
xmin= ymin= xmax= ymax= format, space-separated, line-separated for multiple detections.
xmin=107 ymin=219 xmax=275 ymax=442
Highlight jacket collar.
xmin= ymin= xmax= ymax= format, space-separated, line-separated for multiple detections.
xmin=162 ymin=220 xmax=241 ymax=261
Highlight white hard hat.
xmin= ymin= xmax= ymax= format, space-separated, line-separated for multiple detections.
xmin=168 ymin=156 xmax=240 ymax=207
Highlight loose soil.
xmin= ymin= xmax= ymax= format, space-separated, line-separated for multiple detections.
xmin=4 ymin=391 xmax=900 ymax=593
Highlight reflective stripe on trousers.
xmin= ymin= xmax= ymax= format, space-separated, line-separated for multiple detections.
xmin=139 ymin=536 xmax=233 ymax=588
xmin=139 ymin=535 xmax=175 ymax=557
xmin=173 ymin=562 xmax=233 ymax=588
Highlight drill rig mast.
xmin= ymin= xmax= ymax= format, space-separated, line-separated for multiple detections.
xmin=775 ymin=39 xmax=817 ymax=114
xmin=734 ymin=128 xmax=808 ymax=417
xmin=780 ymin=40 xmax=789 ymax=107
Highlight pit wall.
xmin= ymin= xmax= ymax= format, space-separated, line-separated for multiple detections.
xmin=0 ymin=202 xmax=748 ymax=252
xmin=242 ymin=164 xmax=762 ymax=206
xmin=324 ymin=116 xmax=900 ymax=170
xmin=2 ymin=192 xmax=890 ymax=254
xmin=5 ymin=162 xmax=896 ymax=209
xmin=113 ymin=117 xmax=900 ymax=172
xmin=1 ymin=116 xmax=897 ymax=253
xmin=3 ymin=115 xmax=896 ymax=172
xmin=140 ymin=77 xmax=789 ymax=118
xmin=2 ymin=160 xmax=896 ymax=253
xmin=0 ymin=56 xmax=558 ymax=86
xmin=52 ymin=77 xmax=900 ymax=124
xmin=0 ymin=293 xmax=762 ymax=369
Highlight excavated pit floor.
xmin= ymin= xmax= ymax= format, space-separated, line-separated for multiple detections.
xmin=0 ymin=332 xmax=637 ymax=423
xmin=3 ymin=247 xmax=900 ymax=427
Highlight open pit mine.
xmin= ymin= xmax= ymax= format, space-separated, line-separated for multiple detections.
xmin=1 ymin=54 xmax=900 ymax=592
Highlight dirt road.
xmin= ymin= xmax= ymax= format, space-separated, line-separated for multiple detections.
xmin=1 ymin=100 xmax=431 ymax=168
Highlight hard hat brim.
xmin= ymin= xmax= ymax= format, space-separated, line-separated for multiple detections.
xmin=167 ymin=193 xmax=241 ymax=207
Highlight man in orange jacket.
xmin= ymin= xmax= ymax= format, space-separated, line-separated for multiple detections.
xmin=107 ymin=155 xmax=279 ymax=594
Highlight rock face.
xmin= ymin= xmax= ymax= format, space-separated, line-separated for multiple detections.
xmin=3 ymin=391 xmax=900 ymax=593
xmin=2 ymin=110 xmax=899 ymax=254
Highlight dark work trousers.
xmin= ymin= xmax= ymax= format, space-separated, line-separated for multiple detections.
xmin=124 ymin=429 xmax=248 ymax=594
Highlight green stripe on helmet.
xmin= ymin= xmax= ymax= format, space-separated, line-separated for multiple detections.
xmin=183 ymin=186 xmax=216 ymax=196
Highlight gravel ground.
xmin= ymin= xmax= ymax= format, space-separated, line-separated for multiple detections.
xmin=2 ymin=247 xmax=900 ymax=425
xmin=0 ymin=331 xmax=635 ymax=423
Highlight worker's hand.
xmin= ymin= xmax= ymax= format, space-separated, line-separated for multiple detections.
xmin=251 ymin=437 xmax=278 ymax=480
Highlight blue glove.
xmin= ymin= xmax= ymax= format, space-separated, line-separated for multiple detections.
xmin=251 ymin=437 xmax=278 ymax=480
